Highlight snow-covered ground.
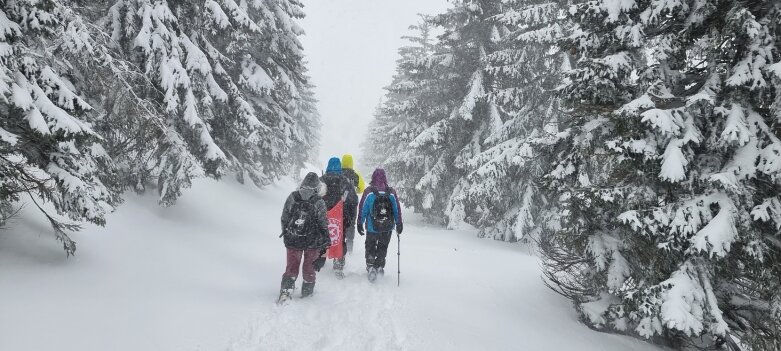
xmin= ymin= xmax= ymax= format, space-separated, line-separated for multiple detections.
xmin=0 ymin=179 xmax=661 ymax=351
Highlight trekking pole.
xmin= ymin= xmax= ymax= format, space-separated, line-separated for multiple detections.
xmin=397 ymin=233 xmax=401 ymax=287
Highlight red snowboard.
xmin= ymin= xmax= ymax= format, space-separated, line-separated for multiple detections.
xmin=326 ymin=200 xmax=344 ymax=259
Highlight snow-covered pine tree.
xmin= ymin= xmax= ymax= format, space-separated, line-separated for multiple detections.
xmin=364 ymin=16 xmax=434 ymax=167
xmin=423 ymin=1 xmax=506 ymax=228
xmin=540 ymin=0 xmax=781 ymax=349
xmin=289 ymin=79 xmax=321 ymax=176
xmin=462 ymin=0 xmax=569 ymax=242
xmin=366 ymin=1 xmax=503 ymax=226
xmin=0 ymin=0 xmax=119 ymax=255
xmin=363 ymin=16 xmax=447 ymax=212
xmin=361 ymin=102 xmax=395 ymax=172
xmin=207 ymin=0 xmax=310 ymax=187
xmin=94 ymin=0 xmax=310 ymax=204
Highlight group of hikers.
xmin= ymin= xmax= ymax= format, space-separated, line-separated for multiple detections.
xmin=278 ymin=154 xmax=404 ymax=302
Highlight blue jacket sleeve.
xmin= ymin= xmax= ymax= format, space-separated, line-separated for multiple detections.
xmin=360 ymin=193 xmax=373 ymax=226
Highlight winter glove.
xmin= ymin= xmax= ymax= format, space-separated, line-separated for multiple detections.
xmin=313 ymin=257 xmax=326 ymax=272
xmin=313 ymin=249 xmax=327 ymax=272
xmin=396 ymin=223 xmax=403 ymax=235
xmin=357 ymin=224 xmax=365 ymax=236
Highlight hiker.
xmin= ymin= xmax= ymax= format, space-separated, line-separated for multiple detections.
xmin=278 ymin=172 xmax=330 ymax=302
xmin=357 ymin=168 xmax=404 ymax=281
xmin=340 ymin=154 xmax=365 ymax=254
xmin=320 ymin=157 xmax=358 ymax=279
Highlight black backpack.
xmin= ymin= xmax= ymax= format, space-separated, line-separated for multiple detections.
xmin=370 ymin=188 xmax=395 ymax=232
xmin=283 ymin=192 xmax=316 ymax=246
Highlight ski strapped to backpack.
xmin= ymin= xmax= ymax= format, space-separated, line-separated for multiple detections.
xmin=370 ymin=187 xmax=396 ymax=232
xmin=281 ymin=192 xmax=317 ymax=239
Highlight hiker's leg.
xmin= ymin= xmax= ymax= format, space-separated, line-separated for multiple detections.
xmin=365 ymin=233 xmax=379 ymax=268
xmin=333 ymin=256 xmax=345 ymax=271
xmin=302 ymin=249 xmax=320 ymax=283
xmin=345 ymin=225 xmax=355 ymax=254
xmin=375 ymin=232 xmax=393 ymax=268
xmin=333 ymin=229 xmax=347 ymax=271
xmin=283 ymin=248 xmax=303 ymax=279
xmin=281 ymin=248 xmax=303 ymax=290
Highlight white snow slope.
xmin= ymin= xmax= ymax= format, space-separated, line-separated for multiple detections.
xmin=0 ymin=178 xmax=662 ymax=351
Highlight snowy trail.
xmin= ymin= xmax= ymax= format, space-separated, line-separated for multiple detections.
xmin=0 ymin=179 xmax=661 ymax=351
xmin=226 ymin=208 xmax=661 ymax=351
xmin=228 ymin=271 xmax=407 ymax=351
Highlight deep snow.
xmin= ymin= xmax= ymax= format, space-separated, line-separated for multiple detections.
xmin=0 ymin=178 xmax=662 ymax=351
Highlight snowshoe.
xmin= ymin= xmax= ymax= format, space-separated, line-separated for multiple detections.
xmin=277 ymin=289 xmax=293 ymax=305
xmin=378 ymin=268 xmax=385 ymax=276
xmin=368 ymin=267 xmax=378 ymax=283
xmin=335 ymin=270 xmax=345 ymax=280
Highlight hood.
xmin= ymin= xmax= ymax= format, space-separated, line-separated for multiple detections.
xmin=326 ymin=157 xmax=342 ymax=174
xmin=298 ymin=172 xmax=321 ymax=200
xmin=370 ymin=168 xmax=388 ymax=191
xmin=341 ymin=154 xmax=354 ymax=169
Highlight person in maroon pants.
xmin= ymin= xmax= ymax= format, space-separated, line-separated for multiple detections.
xmin=278 ymin=172 xmax=330 ymax=302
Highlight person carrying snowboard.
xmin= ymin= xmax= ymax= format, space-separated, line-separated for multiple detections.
xmin=357 ymin=168 xmax=403 ymax=282
xmin=321 ymin=157 xmax=358 ymax=279
xmin=340 ymin=154 xmax=365 ymax=254
xmin=278 ymin=172 xmax=330 ymax=303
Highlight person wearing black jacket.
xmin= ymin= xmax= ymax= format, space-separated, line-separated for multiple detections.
xmin=320 ymin=157 xmax=358 ymax=279
xmin=279 ymin=172 xmax=330 ymax=301
xmin=340 ymin=154 xmax=365 ymax=254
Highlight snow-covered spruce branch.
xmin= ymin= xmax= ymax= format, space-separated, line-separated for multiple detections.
xmin=26 ymin=191 xmax=81 ymax=257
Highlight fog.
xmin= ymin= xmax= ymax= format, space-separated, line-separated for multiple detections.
xmin=299 ymin=0 xmax=450 ymax=172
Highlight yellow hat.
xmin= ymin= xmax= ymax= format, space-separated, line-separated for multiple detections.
xmin=342 ymin=154 xmax=354 ymax=169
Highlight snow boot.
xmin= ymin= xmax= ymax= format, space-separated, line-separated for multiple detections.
xmin=277 ymin=276 xmax=295 ymax=304
xmin=368 ymin=267 xmax=378 ymax=283
xmin=301 ymin=281 xmax=315 ymax=298
xmin=277 ymin=289 xmax=292 ymax=304
xmin=334 ymin=257 xmax=346 ymax=280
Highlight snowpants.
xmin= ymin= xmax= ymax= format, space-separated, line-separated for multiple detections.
xmin=345 ymin=225 xmax=355 ymax=254
xmin=284 ymin=248 xmax=320 ymax=283
xmin=365 ymin=231 xmax=393 ymax=268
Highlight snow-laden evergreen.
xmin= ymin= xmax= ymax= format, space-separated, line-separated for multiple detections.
xmin=540 ymin=1 xmax=781 ymax=349
xmin=289 ymin=80 xmax=321 ymax=175
xmin=461 ymin=0 xmax=569 ymax=242
xmin=365 ymin=1 xmax=504 ymax=226
xmin=364 ymin=0 xmax=781 ymax=349
xmin=362 ymin=15 xmax=446 ymax=222
xmin=0 ymin=0 xmax=119 ymax=255
xmin=0 ymin=0 xmax=319 ymax=253
xmin=98 ymin=0 xmax=311 ymax=203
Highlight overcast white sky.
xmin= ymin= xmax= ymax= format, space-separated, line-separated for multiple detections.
xmin=299 ymin=0 xmax=450 ymax=172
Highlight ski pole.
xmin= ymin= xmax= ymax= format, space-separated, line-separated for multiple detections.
xmin=397 ymin=233 xmax=401 ymax=287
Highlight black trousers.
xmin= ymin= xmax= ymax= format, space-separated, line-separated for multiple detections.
xmin=365 ymin=231 xmax=393 ymax=268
